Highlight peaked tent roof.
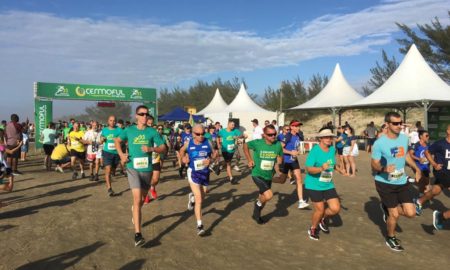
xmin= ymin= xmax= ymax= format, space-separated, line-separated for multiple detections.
xmin=223 ymin=84 xmax=274 ymax=113
xmin=196 ymin=88 xmax=228 ymax=114
xmin=350 ymin=44 xmax=450 ymax=107
xmin=159 ymin=107 xmax=205 ymax=122
xmin=290 ymin=63 xmax=363 ymax=110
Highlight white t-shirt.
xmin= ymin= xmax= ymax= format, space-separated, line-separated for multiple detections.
xmin=83 ymin=130 xmax=101 ymax=155
xmin=252 ymin=125 xmax=264 ymax=140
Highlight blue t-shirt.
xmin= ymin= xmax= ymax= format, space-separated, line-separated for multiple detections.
xmin=181 ymin=131 xmax=193 ymax=145
xmin=411 ymin=142 xmax=430 ymax=171
xmin=344 ymin=135 xmax=356 ymax=147
xmin=187 ymin=139 xmax=212 ymax=176
xmin=305 ymin=145 xmax=336 ymax=191
xmin=277 ymin=133 xmax=285 ymax=142
xmin=336 ymin=133 xmax=347 ymax=149
xmin=372 ymin=134 xmax=409 ymax=185
xmin=281 ymin=133 xmax=301 ymax=163
xmin=428 ymin=138 xmax=450 ymax=179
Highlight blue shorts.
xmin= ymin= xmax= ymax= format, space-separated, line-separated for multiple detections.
xmin=187 ymin=168 xmax=210 ymax=186
xmin=103 ymin=151 xmax=120 ymax=168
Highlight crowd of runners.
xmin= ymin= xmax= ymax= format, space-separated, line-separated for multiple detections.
xmin=0 ymin=108 xmax=449 ymax=251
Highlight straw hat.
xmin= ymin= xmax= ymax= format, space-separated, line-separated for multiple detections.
xmin=316 ymin=129 xmax=336 ymax=138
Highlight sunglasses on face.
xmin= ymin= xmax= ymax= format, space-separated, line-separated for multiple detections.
xmin=389 ymin=121 xmax=403 ymax=126
xmin=194 ymin=132 xmax=205 ymax=136
xmin=265 ymin=133 xmax=277 ymax=137
xmin=136 ymin=112 xmax=150 ymax=117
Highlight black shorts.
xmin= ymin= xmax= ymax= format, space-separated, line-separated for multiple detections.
xmin=52 ymin=157 xmax=70 ymax=165
xmin=307 ymin=188 xmax=339 ymax=203
xmin=280 ymin=161 xmax=300 ymax=174
xmin=367 ymin=138 xmax=376 ymax=146
xmin=222 ymin=151 xmax=234 ymax=162
xmin=103 ymin=151 xmax=120 ymax=168
xmin=70 ymin=149 xmax=86 ymax=160
xmin=337 ymin=147 xmax=343 ymax=155
xmin=252 ymin=176 xmax=272 ymax=194
xmin=434 ymin=173 xmax=450 ymax=188
xmin=6 ymin=145 xmax=20 ymax=159
xmin=152 ymin=162 xmax=161 ymax=172
xmin=375 ymin=181 xmax=413 ymax=208
xmin=421 ymin=168 xmax=430 ymax=178
xmin=43 ymin=144 xmax=55 ymax=156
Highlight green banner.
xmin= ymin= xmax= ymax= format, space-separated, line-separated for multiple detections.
xmin=144 ymin=102 xmax=158 ymax=123
xmin=34 ymin=99 xmax=53 ymax=149
xmin=35 ymin=82 xmax=156 ymax=102
xmin=428 ymin=106 xmax=450 ymax=141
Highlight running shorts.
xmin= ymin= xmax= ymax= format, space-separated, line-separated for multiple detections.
xmin=307 ymin=188 xmax=339 ymax=202
xmin=222 ymin=151 xmax=234 ymax=162
xmin=375 ymin=181 xmax=413 ymax=208
xmin=280 ymin=160 xmax=300 ymax=174
xmin=103 ymin=151 xmax=120 ymax=168
xmin=252 ymin=176 xmax=272 ymax=194
xmin=126 ymin=168 xmax=152 ymax=190
xmin=70 ymin=149 xmax=86 ymax=160
xmin=187 ymin=167 xmax=210 ymax=186
xmin=43 ymin=144 xmax=55 ymax=156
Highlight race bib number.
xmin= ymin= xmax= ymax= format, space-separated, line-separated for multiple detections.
xmin=260 ymin=160 xmax=274 ymax=171
xmin=227 ymin=144 xmax=235 ymax=151
xmin=107 ymin=143 xmax=116 ymax=151
xmin=133 ymin=157 xmax=149 ymax=169
xmin=319 ymin=170 xmax=333 ymax=182
xmin=388 ymin=168 xmax=405 ymax=181
xmin=194 ymin=159 xmax=206 ymax=171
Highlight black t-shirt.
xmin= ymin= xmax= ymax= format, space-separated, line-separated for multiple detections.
xmin=428 ymin=138 xmax=450 ymax=179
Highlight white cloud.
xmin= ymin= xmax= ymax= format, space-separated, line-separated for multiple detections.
xmin=0 ymin=0 xmax=448 ymax=118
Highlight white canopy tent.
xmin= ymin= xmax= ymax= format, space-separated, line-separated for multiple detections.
xmin=196 ymin=88 xmax=228 ymax=115
xmin=203 ymin=84 xmax=284 ymax=139
xmin=349 ymin=44 xmax=450 ymax=128
xmin=289 ymin=63 xmax=364 ymax=126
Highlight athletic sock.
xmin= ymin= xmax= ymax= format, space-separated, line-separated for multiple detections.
xmin=256 ymin=200 xmax=263 ymax=207
xmin=197 ymin=220 xmax=202 ymax=226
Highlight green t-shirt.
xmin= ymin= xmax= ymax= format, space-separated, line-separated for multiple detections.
xmin=204 ymin=132 xmax=212 ymax=142
xmin=248 ymin=139 xmax=283 ymax=181
xmin=219 ymin=128 xmax=241 ymax=153
xmin=119 ymin=125 xmax=164 ymax=172
xmin=63 ymin=127 xmax=71 ymax=140
xmin=101 ymin=127 xmax=122 ymax=154
xmin=305 ymin=145 xmax=336 ymax=191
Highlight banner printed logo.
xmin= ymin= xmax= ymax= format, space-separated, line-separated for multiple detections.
xmin=55 ymin=85 xmax=70 ymax=97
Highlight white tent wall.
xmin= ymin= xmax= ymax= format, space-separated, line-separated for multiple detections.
xmin=232 ymin=112 xmax=284 ymax=140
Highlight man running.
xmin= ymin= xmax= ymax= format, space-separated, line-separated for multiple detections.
xmin=243 ymin=124 xmax=283 ymax=224
xmin=180 ymin=124 xmax=216 ymax=235
xmin=115 ymin=105 xmax=166 ymax=247
xmin=100 ymin=116 xmax=122 ymax=196
xmin=280 ymin=120 xmax=309 ymax=209
xmin=83 ymin=121 xmax=101 ymax=182
xmin=409 ymin=130 xmax=431 ymax=206
xmin=415 ymin=124 xmax=450 ymax=229
xmin=217 ymin=120 xmax=243 ymax=184
xmin=178 ymin=124 xmax=193 ymax=178
xmin=371 ymin=112 xmax=421 ymax=252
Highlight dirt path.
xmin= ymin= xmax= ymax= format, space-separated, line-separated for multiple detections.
xmin=0 ymin=151 xmax=449 ymax=270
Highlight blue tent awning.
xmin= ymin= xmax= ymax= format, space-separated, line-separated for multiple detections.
xmin=158 ymin=107 xmax=205 ymax=122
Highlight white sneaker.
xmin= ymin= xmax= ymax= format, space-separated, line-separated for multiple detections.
xmin=56 ymin=167 xmax=64 ymax=173
xmin=233 ymin=165 xmax=241 ymax=172
xmin=298 ymin=200 xmax=310 ymax=209
xmin=188 ymin=193 xmax=195 ymax=211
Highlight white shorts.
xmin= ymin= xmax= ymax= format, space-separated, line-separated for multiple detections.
xmin=343 ymin=146 xmax=359 ymax=157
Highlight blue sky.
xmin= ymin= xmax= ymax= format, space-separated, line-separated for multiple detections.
xmin=0 ymin=0 xmax=449 ymax=119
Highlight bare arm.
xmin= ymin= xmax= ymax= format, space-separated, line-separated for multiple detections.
xmin=243 ymin=143 xmax=253 ymax=167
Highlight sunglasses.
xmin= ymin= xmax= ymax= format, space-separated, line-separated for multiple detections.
xmin=389 ymin=121 xmax=403 ymax=126
xmin=265 ymin=133 xmax=277 ymax=137
xmin=136 ymin=112 xmax=150 ymax=117
xmin=194 ymin=132 xmax=205 ymax=136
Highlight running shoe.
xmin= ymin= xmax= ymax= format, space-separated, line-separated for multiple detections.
xmin=12 ymin=170 xmax=23 ymax=175
xmin=209 ymin=164 xmax=215 ymax=173
xmin=289 ymin=179 xmax=296 ymax=185
xmin=385 ymin=236 xmax=404 ymax=252
xmin=197 ymin=225 xmax=205 ymax=236
xmin=90 ymin=174 xmax=95 ymax=181
xmin=319 ymin=218 xmax=329 ymax=233
xmin=187 ymin=192 xmax=195 ymax=211
xmin=229 ymin=177 xmax=237 ymax=185
xmin=107 ymin=188 xmax=115 ymax=197
xmin=433 ymin=210 xmax=444 ymax=230
xmin=252 ymin=202 xmax=265 ymax=225
xmin=55 ymin=167 xmax=64 ymax=173
xmin=150 ymin=187 xmax=158 ymax=200
xmin=407 ymin=176 xmax=415 ymax=183
xmin=80 ymin=172 xmax=86 ymax=179
xmin=298 ymin=200 xmax=310 ymax=209
xmin=380 ymin=202 xmax=389 ymax=223
xmin=134 ymin=233 xmax=145 ymax=247
xmin=214 ymin=165 xmax=221 ymax=176
xmin=94 ymin=174 xmax=99 ymax=181
xmin=143 ymin=195 xmax=151 ymax=205
xmin=72 ymin=171 xmax=78 ymax=180
xmin=308 ymin=227 xmax=319 ymax=240
xmin=413 ymin=198 xmax=423 ymax=216
xmin=233 ymin=165 xmax=241 ymax=172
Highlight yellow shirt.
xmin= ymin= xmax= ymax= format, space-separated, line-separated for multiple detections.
xmin=69 ymin=130 xmax=85 ymax=152
xmin=51 ymin=144 xmax=69 ymax=160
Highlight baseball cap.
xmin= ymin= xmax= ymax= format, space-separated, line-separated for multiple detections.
xmin=289 ymin=120 xmax=302 ymax=126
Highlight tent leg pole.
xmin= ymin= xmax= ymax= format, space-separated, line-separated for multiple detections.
xmin=423 ymin=101 xmax=429 ymax=130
